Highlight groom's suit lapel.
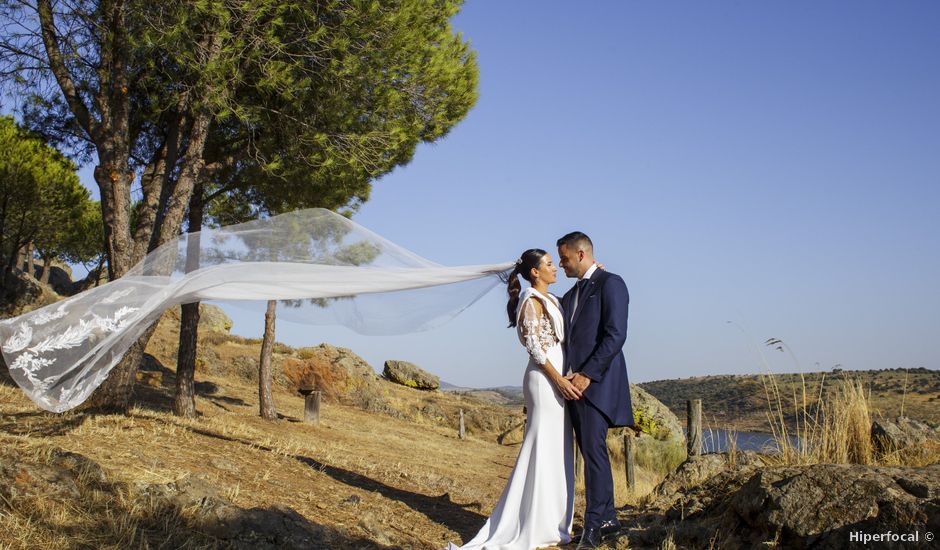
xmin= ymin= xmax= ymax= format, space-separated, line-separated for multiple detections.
xmin=570 ymin=270 xmax=602 ymax=328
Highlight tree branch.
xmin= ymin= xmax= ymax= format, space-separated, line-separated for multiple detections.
xmin=36 ymin=0 xmax=97 ymax=140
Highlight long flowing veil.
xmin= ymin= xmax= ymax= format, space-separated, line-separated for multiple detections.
xmin=0 ymin=209 xmax=513 ymax=412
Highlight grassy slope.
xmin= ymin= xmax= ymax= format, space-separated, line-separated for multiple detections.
xmin=639 ymin=368 xmax=940 ymax=432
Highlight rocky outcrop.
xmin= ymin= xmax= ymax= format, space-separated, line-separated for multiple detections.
xmin=872 ymin=416 xmax=940 ymax=453
xmin=724 ymin=464 xmax=940 ymax=547
xmin=497 ymin=421 xmax=526 ymax=445
xmin=382 ymin=360 xmax=440 ymax=391
xmin=282 ymin=344 xmax=383 ymax=403
xmin=631 ymin=384 xmax=683 ymax=442
xmin=0 ymin=269 xmax=59 ymax=317
xmin=626 ymin=456 xmax=940 ymax=549
xmin=159 ymin=303 xmax=233 ymax=333
xmin=647 ymin=452 xmax=770 ymax=511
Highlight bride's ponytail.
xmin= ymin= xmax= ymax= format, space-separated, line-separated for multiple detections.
xmin=506 ymin=248 xmax=547 ymax=327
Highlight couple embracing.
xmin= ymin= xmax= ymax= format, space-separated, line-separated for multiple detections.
xmin=450 ymin=232 xmax=633 ymax=550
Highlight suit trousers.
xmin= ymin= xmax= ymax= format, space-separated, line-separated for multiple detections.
xmin=569 ymin=396 xmax=615 ymax=529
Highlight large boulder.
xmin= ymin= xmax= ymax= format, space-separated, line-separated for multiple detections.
xmin=382 ymin=360 xmax=439 ymax=391
xmin=160 ymin=303 xmax=233 ymax=333
xmin=282 ymin=344 xmax=382 ymax=403
xmin=629 ymin=461 xmax=940 ymax=549
xmin=25 ymin=260 xmax=73 ymax=295
xmin=630 ymin=384 xmax=684 ymax=442
xmin=0 ymin=269 xmax=59 ymax=317
xmin=872 ymin=416 xmax=940 ymax=453
xmin=726 ymin=464 xmax=940 ymax=548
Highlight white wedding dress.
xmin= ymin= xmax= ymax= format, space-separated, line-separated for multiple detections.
xmin=449 ymin=287 xmax=574 ymax=549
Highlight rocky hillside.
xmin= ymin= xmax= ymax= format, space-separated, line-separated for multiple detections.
xmin=640 ymin=369 xmax=940 ymax=432
xmin=145 ymin=304 xmax=524 ymax=439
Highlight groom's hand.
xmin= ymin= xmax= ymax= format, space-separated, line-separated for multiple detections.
xmin=566 ymin=373 xmax=592 ymax=392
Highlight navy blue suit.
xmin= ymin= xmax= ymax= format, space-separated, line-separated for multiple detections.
xmin=562 ymin=267 xmax=632 ymax=529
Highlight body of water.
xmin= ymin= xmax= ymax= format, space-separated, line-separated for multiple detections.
xmin=692 ymin=428 xmax=800 ymax=453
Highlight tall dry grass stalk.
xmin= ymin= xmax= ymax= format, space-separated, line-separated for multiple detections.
xmin=762 ymin=373 xmax=873 ymax=465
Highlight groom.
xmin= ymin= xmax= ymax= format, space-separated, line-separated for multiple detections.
xmin=557 ymin=231 xmax=632 ymax=549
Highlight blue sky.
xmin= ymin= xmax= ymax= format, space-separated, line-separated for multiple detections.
xmin=64 ymin=2 xmax=940 ymax=386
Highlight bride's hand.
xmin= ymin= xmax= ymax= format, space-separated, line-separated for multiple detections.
xmin=555 ymin=376 xmax=582 ymax=400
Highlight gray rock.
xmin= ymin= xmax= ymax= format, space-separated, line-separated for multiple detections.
xmin=160 ymin=303 xmax=233 ymax=333
xmin=497 ymin=421 xmax=526 ymax=446
xmin=0 ymin=269 xmax=59 ymax=317
xmin=872 ymin=416 xmax=937 ymax=454
xmin=198 ymin=304 xmax=234 ymax=333
xmin=648 ymin=452 xmax=769 ymax=511
xmin=382 ymin=360 xmax=440 ymax=391
xmin=727 ymin=464 xmax=940 ymax=548
xmin=632 ymin=462 xmax=940 ymax=549
xmin=630 ymin=384 xmax=684 ymax=442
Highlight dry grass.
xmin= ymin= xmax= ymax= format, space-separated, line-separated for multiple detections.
xmin=0 ymin=320 xmax=533 ymax=548
xmin=762 ymin=372 xmax=939 ymax=466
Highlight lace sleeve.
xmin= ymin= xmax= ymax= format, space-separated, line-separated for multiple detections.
xmin=519 ymin=298 xmax=549 ymax=365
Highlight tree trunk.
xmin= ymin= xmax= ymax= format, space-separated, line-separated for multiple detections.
xmin=40 ymin=255 xmax=52 ymax=284
xmin=13 ymin=245 xmax=24 ymax=273
xmin=38 ymin=0 xmax=145 ymax=413
xmin=258 ymin=300 xmax=278 ymax=420
xmin=79 ymin=322 xmax=160 ymax=413
xmin=174 ymin=182 xmax=204 ymax=418
xmin=25 ymin=241 xmax=34 ymax=276
xmin=174 ymin=303 xmax=199 ymax=418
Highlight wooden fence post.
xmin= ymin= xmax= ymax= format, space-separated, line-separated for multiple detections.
xmin=459 ymin=409 xmax=466 ymax=439
xmin=624 ymin=430 xmax=636 ymax=493
xmin=687 ymin=399 xmax=702 ymax=456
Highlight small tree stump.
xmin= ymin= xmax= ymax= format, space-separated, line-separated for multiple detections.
xmin=459 ymin=408 xmax=466 ymax=439
xmin=687 ymin=398 xmax=702 ymax=456
xmin=299 ymin=386 xmax=321 ymax=425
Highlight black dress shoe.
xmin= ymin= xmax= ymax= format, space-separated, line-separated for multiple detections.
xmin=573 ymin=519 xmax=620 ymax=544
xmin=599 ymin=518 xmax=621 ymax=537
xmin=576 ymin=527 xmax=601 ymax=549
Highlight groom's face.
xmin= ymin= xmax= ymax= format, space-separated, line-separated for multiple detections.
xmin=557 ymin=244 xmax=584 ymax=279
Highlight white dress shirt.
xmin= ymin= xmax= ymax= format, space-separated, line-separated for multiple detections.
xmin=570 ymin=263 xmax=598 ymax=322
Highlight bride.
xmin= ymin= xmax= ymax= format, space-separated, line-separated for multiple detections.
xmin=449 ymin=248 xmax=582 ymax=550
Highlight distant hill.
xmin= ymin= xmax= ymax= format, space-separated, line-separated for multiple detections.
xmin=441 ymin=384 xmax=524 ymax=407
xmin=639 ymin=368 xmax=940 ymax=432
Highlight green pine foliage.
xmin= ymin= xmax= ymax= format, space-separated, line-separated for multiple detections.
xmin=0 ymin=116 xmax=101 ymax=284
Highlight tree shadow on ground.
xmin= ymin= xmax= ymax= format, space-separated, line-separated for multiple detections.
xmin=172 ymin=421 xmax=486 ymax=541
xmin=130 ymin=354 xmax=249 ymax=414
xmin=0 ymin=410 xmax=90 ymax=437
xmin=0 ymin=445 xmax=394 ymax=550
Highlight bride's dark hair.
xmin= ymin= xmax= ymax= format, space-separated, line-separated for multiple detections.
xmin=506 ymin=248 xmax=547 ymax=328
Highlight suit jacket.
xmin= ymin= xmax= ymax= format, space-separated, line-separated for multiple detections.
xmin=562 ymin=268 xmax=633 ymax=426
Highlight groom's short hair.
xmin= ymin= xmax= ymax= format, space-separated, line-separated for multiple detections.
xmin=557 ymin=231 xmax=593 ymax=252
